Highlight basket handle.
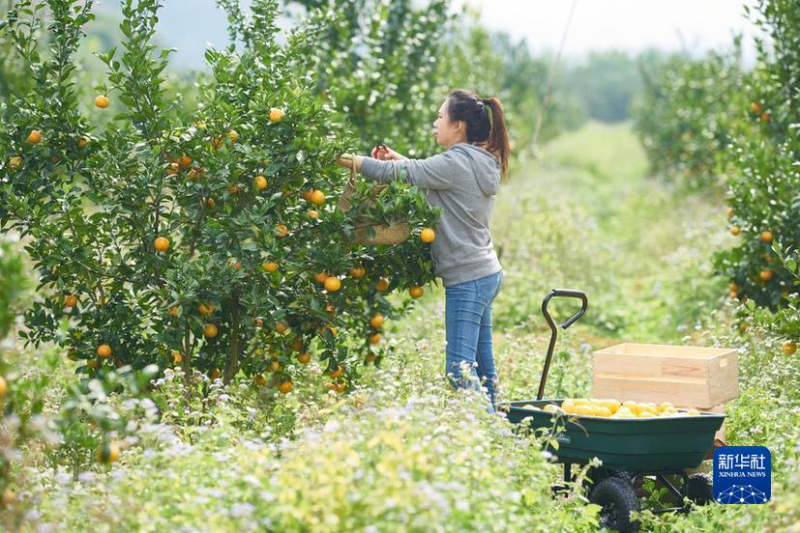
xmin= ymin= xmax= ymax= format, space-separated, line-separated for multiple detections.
xmin=537 ymin=289 xmax=588 ymax=400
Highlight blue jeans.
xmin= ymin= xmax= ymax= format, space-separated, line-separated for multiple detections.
xmin=444 ymin=270 xmax=503 ymax=412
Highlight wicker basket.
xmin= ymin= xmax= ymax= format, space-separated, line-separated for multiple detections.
xmin=337 ymin=155 xmax=410 ymax=246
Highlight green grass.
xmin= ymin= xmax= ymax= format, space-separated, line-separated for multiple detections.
xmin=5 ymin=122 xmax=798 ymax=532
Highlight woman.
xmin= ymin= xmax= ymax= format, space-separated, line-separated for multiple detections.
xmin=337 ymin=89 xmax=509 ymax=412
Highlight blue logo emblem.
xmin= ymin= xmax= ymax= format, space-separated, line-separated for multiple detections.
xmin=713 ymin=446 xmax=771 ymax=504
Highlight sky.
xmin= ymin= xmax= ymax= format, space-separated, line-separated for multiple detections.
xmin=452 ymin=0 xmax=760 ymax=62
xmin=94 ymin=0 xmax=762 ymax=70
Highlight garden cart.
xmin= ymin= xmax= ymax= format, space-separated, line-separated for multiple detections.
xmin=501 ymin=289 xmax=725 ymax=533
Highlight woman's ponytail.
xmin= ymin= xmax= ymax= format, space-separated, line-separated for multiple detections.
xmin=482 ymin=97 xmax=510 ymax=179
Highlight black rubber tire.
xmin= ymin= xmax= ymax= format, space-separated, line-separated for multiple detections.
xmin=586 ymin=467 xmax=632 ymax=497
xmin=686 ymin=473 xmax=714 ymax=505
xmin=590 ymin=477 xmax=641 ymax=532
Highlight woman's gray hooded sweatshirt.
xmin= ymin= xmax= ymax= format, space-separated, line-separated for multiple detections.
xmin=360 ymin=143 xmax=502 ymax=287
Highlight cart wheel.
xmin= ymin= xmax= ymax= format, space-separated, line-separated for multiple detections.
xmin=586 ymin=468 xmax=631 ymax=497
xmin=686 ymin=473 xmax=714 ymax=506
xmin=590 ymin=477 xmax=640 ymax=533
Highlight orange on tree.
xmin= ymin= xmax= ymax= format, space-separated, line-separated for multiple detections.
xmin=309 ymin=189 xmax=325 ymax=206
xmin=275 ymin=224 xmax=289 ymax=238
xmin=9 ymin=156 xmax=22 ymax=169
xmin=321 ymin=324 xmax=338 ymax=336
xmin=269 ymin=108 xmax=285 ymax=123
xmin=297 ymin=352 xmax=311 ymax=364
xmin=63 ymin=294 xmax=78 ymax=307
xmin=328 ymin=366 xmax=344 ymax=379
xmin=783 ymin=341 xmax=797 ymax=356
xmin=291 ymin=338 xmax=304 ymax=352
xmin=409 ymin=286 xmax=424 ymax=299
xmin=0 ymin=376 xmax=7 ymax=399
xmin=376 ymin=277 xmax=390 ymax=291
xmin=324 ymin=276 xmax=341 ymax=292
xmin=254 ymin=174 xmax=268 ymax=190
xmin=171 ymin=350 xmax=183 ymax=364
xmin=210 ymin=368 xmax=221 ymax=380
xmin=228 ymin=129 xmax=239 ymax=143
xmin=760 ymin=112 xmax=771 ymax=123
xmin=370 ymin=313 xmax=384 ymax=329
xmin=350 ymin=265 xmax=366 ymax=278
xmin=154 ymin=236 xmax=170 ymax=252
xmin=269 ymin=360 xmax=281 ymax=373
xmin=760 ymin=231 xmax=773 ymax=243
xmin=278 ymin=380 xmax=293 ymax=394
xmin=365 ymin=353 xmax=376 ymax=363
xmin=77 ymin=136 xmax=89 ymax=148
xmin=307 ymin=209 xmax=319 ymax=219
xmin=759 ymin=269 xmax=773 ymax=281
xmin=97 ymin=344 xmax=113 ymax=358
xmin=254 ymin=374 xmax=267 ymax=387
xmin=27 ymin=129 xmax=42 ymax=144
xmin=730 ymin=226 xmax=741 ymax=236
xmin=177 ymin=153 xmax=192 ymax=167
xmin=420 ymin=227 xmax=435 ymax=243
xmin=97 ymin=441 xmax=120 ymax=464
xmin=254 ymin=318 xmax=264 ymax=328
xmin=263 ymin=261 xmax=279 ymax=273
xmin=199 ymin=302 xmax=215 ymax=315
xmin=168 ymin=306 xmax=179 ymax=317
xmin=369 ymin=333 xmax=382 ymax=345
xmin=275 ymin=321 xmax=288 ymax=335
xmin=166 ymin=162 xmax=180 ymax=175
xmin=94 ymin=94 xmax=109 ymax=108
xmin=727 ymin=207 xmax=734 ymax=218
xmin=204 ymin=324 xmax=219 ymax=338
xmin=314 ymin=272 xmax=330 ymax=284
xmin=750 ymin=102 xmax=760 ymax=113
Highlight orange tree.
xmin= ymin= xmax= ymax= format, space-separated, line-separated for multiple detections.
xmin=0 ymin=0 xmax=439 ymax=393
xmin=633 ymin=40 xmax=749 ymax=190
xmin=712 ymin=0 xmax=799 ymax=310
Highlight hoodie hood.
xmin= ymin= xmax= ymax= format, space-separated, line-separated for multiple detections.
xmin=450 ymin=143 xmax=501 ymax=196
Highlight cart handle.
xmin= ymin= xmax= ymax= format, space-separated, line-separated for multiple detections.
xmin=537 ymin=289 xmax=588 ymax=400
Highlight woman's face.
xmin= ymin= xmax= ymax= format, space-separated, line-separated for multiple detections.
xmin=433 ymin=98 xmax=466 ymax=148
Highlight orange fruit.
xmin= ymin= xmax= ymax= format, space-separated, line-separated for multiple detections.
xmin=324 ymin=277 xmax=341 ymax=292
xmin=254 ymin=175 xmax=268 ymax=190
xmin=726 ymin=207 xmax=734 ymax=218
xmin=203 ymin=324 xmax=219 ymax=338
xmin=278 ymin=381 xmax=294 ymax=394
xmin=750 ymin=102 xmax=760 ymax=113
xmin=94 ymin=95 xmax=110 ymax=108
xmin=301 ymin=190 xmax=313 ymax=201
xmin=64 ymin=294 xmax=78 ymax=307
xmin=275 ymin=224 xmax=289 ymax=238
xmin=269 ymin=108 xmax=285 ymax=123
xmin=307 ymin=209 xmax=319 ymax=219
xmin=292 ymin=338 xmax=304 ymax=352
xmin=314 ymin=272 xmax=330 ymax=284
xmin=263 ymin=262 xmax=279 ymax=273
xmin=782 ymin=341 xmax=797 ymax=355
xmin=297 ymin=352 xmax=311 ymax=364
xmin=154 ymin=236 xmax=170 ymax=252
xmin=760 ymin=231 xmax=773 ymax=243
xmin=168 ymin=306 xmax=179 ymax=317
xmin=171 ymin=350 xmax=183 ymax=364
xmin=729 ymin=282 xmax=739 ymax=293
xmin=328 ymin=366 xmax=344 ymax=379
xmin=178 ymin=154 xmax=192 ymax=168
xmin=309 ymin=190 xmax=325 ymax=206
xmin=0 ymin=376 xmax=8 ymax=399
xmin=97 ymin=344 xmax=113 ymax=358
xmin=209 ymin=368 xmax=221 ymax=380
xmin=166 ymin=162 xmax=180 ymax=176
xmin=420 ymin=228 xmax=435 ymax=243
xmin=9 ymin=156 xmax=22 ymax=169
xmin=335 ymin=382 xmax=346 ymax=394
xmin=199 ymin=302 xmax=215 ymax=315
xmin=275 ymin=322 xmax=288 ymax=335
xmin=211 ymin=137 xmax=223 ymax=150
xmin=187 ymin=167 xmax=204 ymax=180
xmin=97 ymin=441 xmax=120 ymax=464
xmin=234 ymin=262 xmax=243 ymax=271
xmin=759 ymin=269 xmax=773 ymax=281
xmin=350 ymin=265 xmax=366 ymax=278
xmin=228 ymin=129 xmax=239 ymax=143
xmin=254 ymin=374 xmax=267 ymax=387
xmin=376 ymin=277 xmax=390 ymax=291
xmin=730 ymin=226 xmax=741 ymax=236
xmin=730 ymin=291 xmax=738 ymax=299
xmin=365 ymin=353 xmax=377 ymax=363
xmin=254 ymin=318 xmax=264 ymax=328
xmin=760 ymin=112 xmax=771 ymax=123
xmin=370 ymin=313 xmax=384 ymax=329
xmin=409 ymin=286 xmax=424 ymax=299
xmin=369 ymin=333 xmax=382 ymax=344
xmin=27 ymin=129 xmax=43 ymax=144
xmin=269 ymin=360 xmax=281 ymax=372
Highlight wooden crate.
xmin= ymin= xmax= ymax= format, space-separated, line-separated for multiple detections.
xmin=592 ymin=343 xmax=739 ymax=409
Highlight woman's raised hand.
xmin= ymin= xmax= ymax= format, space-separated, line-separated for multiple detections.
xmin=371 ymin=143 xmax=406 ymax=161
